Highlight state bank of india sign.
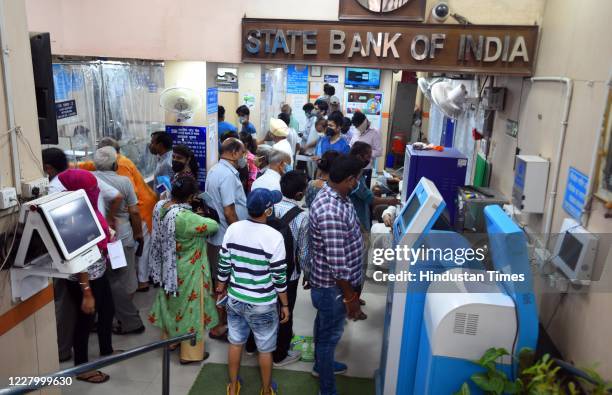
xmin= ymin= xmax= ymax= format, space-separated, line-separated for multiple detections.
xmin=242 ymin=19 xmax=539 ymax=76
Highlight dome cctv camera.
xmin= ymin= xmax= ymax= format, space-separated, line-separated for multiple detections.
xmin=431 ymin=2 xmax=450 ymax=22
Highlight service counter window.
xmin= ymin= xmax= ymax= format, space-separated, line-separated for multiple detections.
xmin=51 ymin=59 xmax=165 ymax=178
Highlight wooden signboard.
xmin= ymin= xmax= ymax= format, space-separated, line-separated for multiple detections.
xmin=242 ymin=19 xmax=539 ymax=76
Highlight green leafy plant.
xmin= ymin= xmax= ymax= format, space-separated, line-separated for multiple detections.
xmin=454 ymin=347 xmax=608 ymax=395
xmin=454 ymin=347 xmax=523 ymax=395
xmin=577 ymin=366 xmax=612 ymax=395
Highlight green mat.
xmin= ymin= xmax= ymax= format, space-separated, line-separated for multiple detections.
xmin=188 ymin=363 xmax=375 ymax=395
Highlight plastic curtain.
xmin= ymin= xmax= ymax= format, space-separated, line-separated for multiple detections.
xmin=52 ymin=61 xmax=165 ymax=177
xmin=261 ymin=67 xmax=288 ymax=138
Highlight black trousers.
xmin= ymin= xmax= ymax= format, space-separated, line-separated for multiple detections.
xmin=246 ymin=279 xmax=299 ymax=363
xmin=65 ymin=273 xmax=115 ymax=366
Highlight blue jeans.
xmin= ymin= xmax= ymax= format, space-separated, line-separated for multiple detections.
xmin=311 ymin=287 xmax=346 ymax=395
xmin=226 ymin=297 xmax=279 ymax=353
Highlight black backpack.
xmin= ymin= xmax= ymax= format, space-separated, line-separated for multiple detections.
xmin=267 ymin=206 xmax=303 ymax=279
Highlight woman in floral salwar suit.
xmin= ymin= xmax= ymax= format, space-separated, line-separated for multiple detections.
xmin=148 ymin=175 xmax=219 ymax=364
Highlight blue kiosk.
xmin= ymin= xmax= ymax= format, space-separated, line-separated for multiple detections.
xmin=376 ymin=177 xmax=538 ymax=394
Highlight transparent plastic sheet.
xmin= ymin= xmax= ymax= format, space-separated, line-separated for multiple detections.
xmin=52 ymin=60 xmax=165 ymax=178
xmin=426 ymin=79 xmax=480 ymax=185
xmin=261 ymin=66 xmax=288 ymax=136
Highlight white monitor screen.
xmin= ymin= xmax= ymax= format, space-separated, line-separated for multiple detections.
xmin=558 ymin=232 xmax=583 ymax=272
xmin=47 ymin=196 xmax=103 ymax=256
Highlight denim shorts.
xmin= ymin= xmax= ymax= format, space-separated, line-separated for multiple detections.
xmin=226 ymin=297 xmax=279 ymax=353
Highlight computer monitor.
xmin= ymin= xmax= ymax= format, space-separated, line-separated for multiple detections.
xmin=345 ymin=67 xmax=381 ymax=89
xmin=14 ymin=190 xmax=105 ymax=275
xmin=551 ymin=219 xmax=598 ymax=283
xmin=393 ymin=177 xmax=445 ymax=243
xmin=37 ymin=190 xmax=105 ymax=261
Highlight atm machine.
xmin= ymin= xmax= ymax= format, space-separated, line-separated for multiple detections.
xmin=10 ymin=190 xmax=106 ymax=301
xmin=376 ymin=178 xmax=538 ymax=394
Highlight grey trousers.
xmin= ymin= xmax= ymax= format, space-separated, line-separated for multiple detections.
xmin=107 ymin=245 xmax=143 ymax=331
xmin=54 ymin=278 xmax=75 ymax=360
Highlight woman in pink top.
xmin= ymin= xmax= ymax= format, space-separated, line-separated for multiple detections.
xmin=239 ymin=132 xmax=259 ymax=193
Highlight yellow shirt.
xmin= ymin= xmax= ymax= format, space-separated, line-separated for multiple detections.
xmin=78 ymin=155 xmax=158 ymax=232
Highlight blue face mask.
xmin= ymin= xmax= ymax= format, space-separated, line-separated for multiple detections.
xmin=284 ymin=163 xmax=293 ymax=173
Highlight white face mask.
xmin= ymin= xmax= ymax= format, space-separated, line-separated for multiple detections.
xmin=239 ymin=116 xmax=247 ymax=124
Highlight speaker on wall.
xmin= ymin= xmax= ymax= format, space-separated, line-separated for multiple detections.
xmin=29 ymin=32 xmax=58 ymax=145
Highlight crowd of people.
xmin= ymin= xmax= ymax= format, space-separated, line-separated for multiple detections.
xmin=40 ymin=85 xmax=398 ymax=395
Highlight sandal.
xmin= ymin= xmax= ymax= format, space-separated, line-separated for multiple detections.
xmin=180 ymin=352 xmax=209 ymax=365
xmin=76 ymin=371 xmax=110 ymax=384
xmin=226 ymin=380 xmax=241 ymax=395
xmin=113 ymin=325 xmax=145 ymax=335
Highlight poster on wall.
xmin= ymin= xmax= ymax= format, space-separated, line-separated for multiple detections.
xmin=324 ymin=74 xmax=339 ymax=83
xmin=344 ymin=91 xmax=384 ymax=131
xmin=56 ymin=99 xmax=78 ymax=120
xmin=207 ymin=87 xmax=218 ymax=115
xmin=166 ymin=125 xmax=207 ymax=190
xmin=242 ymin=93 xmax=256 ymax=110
xmin=563 ymin=167 xmax=589 ymax=220
xmin=287 ymin=65 xmax=309 ymax=95
xmin=207 ymin=116 xmax=219 ymax=165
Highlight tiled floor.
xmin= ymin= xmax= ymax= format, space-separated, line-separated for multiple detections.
xmin=60 ymin=280 xmax=386 ymax=394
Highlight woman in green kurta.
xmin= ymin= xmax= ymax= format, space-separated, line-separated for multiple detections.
xmin=148 ymin=175 xmax=219 ymax=363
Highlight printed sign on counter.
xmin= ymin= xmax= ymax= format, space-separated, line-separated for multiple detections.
xmin=166 ymin=125 xmax=207 ymax=190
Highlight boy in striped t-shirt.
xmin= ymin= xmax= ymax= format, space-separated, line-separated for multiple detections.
xmin=217 ymin=188 xmax=289 ymax=395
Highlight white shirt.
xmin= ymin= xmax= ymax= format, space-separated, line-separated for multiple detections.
xmin=272 ymin=138 xmax=294 ymax=165
xmin=48 ymin=176 xmax=121 ymax=217
xmin=251 ymin=168 xmax=282 ymax=192
xmin=286 ymin=128 xmax=299 ymax=158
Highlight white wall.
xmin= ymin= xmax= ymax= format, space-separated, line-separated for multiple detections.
xmin=488 ymin=0 xmax=612 ymax=377
xmin=25 ymin=0 xmax=544 ymax=63
xmin=0 ymin=0 xmax=58 ymax=390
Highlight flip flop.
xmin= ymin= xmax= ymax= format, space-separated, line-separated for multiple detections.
xmin=76 ymin=371 xmax=110 ymax=384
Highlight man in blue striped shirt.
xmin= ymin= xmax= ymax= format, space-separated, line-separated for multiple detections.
xmin=217 ymin=188 xmax=290 ymax=395
xmin=308 ymin=154 xmax=365 ymax=395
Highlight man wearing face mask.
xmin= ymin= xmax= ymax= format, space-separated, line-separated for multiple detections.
xmin=315 ymin=111 xmax=351 ymax=160
xmin=308 ymin=154 xmax=365 ymax=394
xmin=252 ymin=149 xmax=292 ymax=192
xmin=236 ymin=105 xmax=257 ymax=135
xmin=349 ymin=142 xmax=400 ymax=289
xmin=171 ymin=144 xmax=199 ymax=181
xmin=149 ymin=131 xmax=174 ymax=196
xmin=269 ymin=117 xmax=294 ymax=166
xmin=350 ymin=111 xmax=382 ymax=188
xmin=204 ymin=138 xmax=249 ymax=340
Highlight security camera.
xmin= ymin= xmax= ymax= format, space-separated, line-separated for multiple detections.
xmin=431 ymin=2 xmax=450 ymax=22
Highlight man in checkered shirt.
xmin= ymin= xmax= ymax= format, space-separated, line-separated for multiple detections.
xmin=308 ymin=154 xmax=365 ymax=395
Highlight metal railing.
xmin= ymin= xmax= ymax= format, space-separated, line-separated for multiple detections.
xmin=0 ymin=332 xmax=196 ymax=395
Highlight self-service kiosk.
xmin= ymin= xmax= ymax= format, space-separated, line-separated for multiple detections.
xmin=10 ymin=190 xmax=105 ymax=301
xmin=376 ymin=178 xmax=538 ymax=395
